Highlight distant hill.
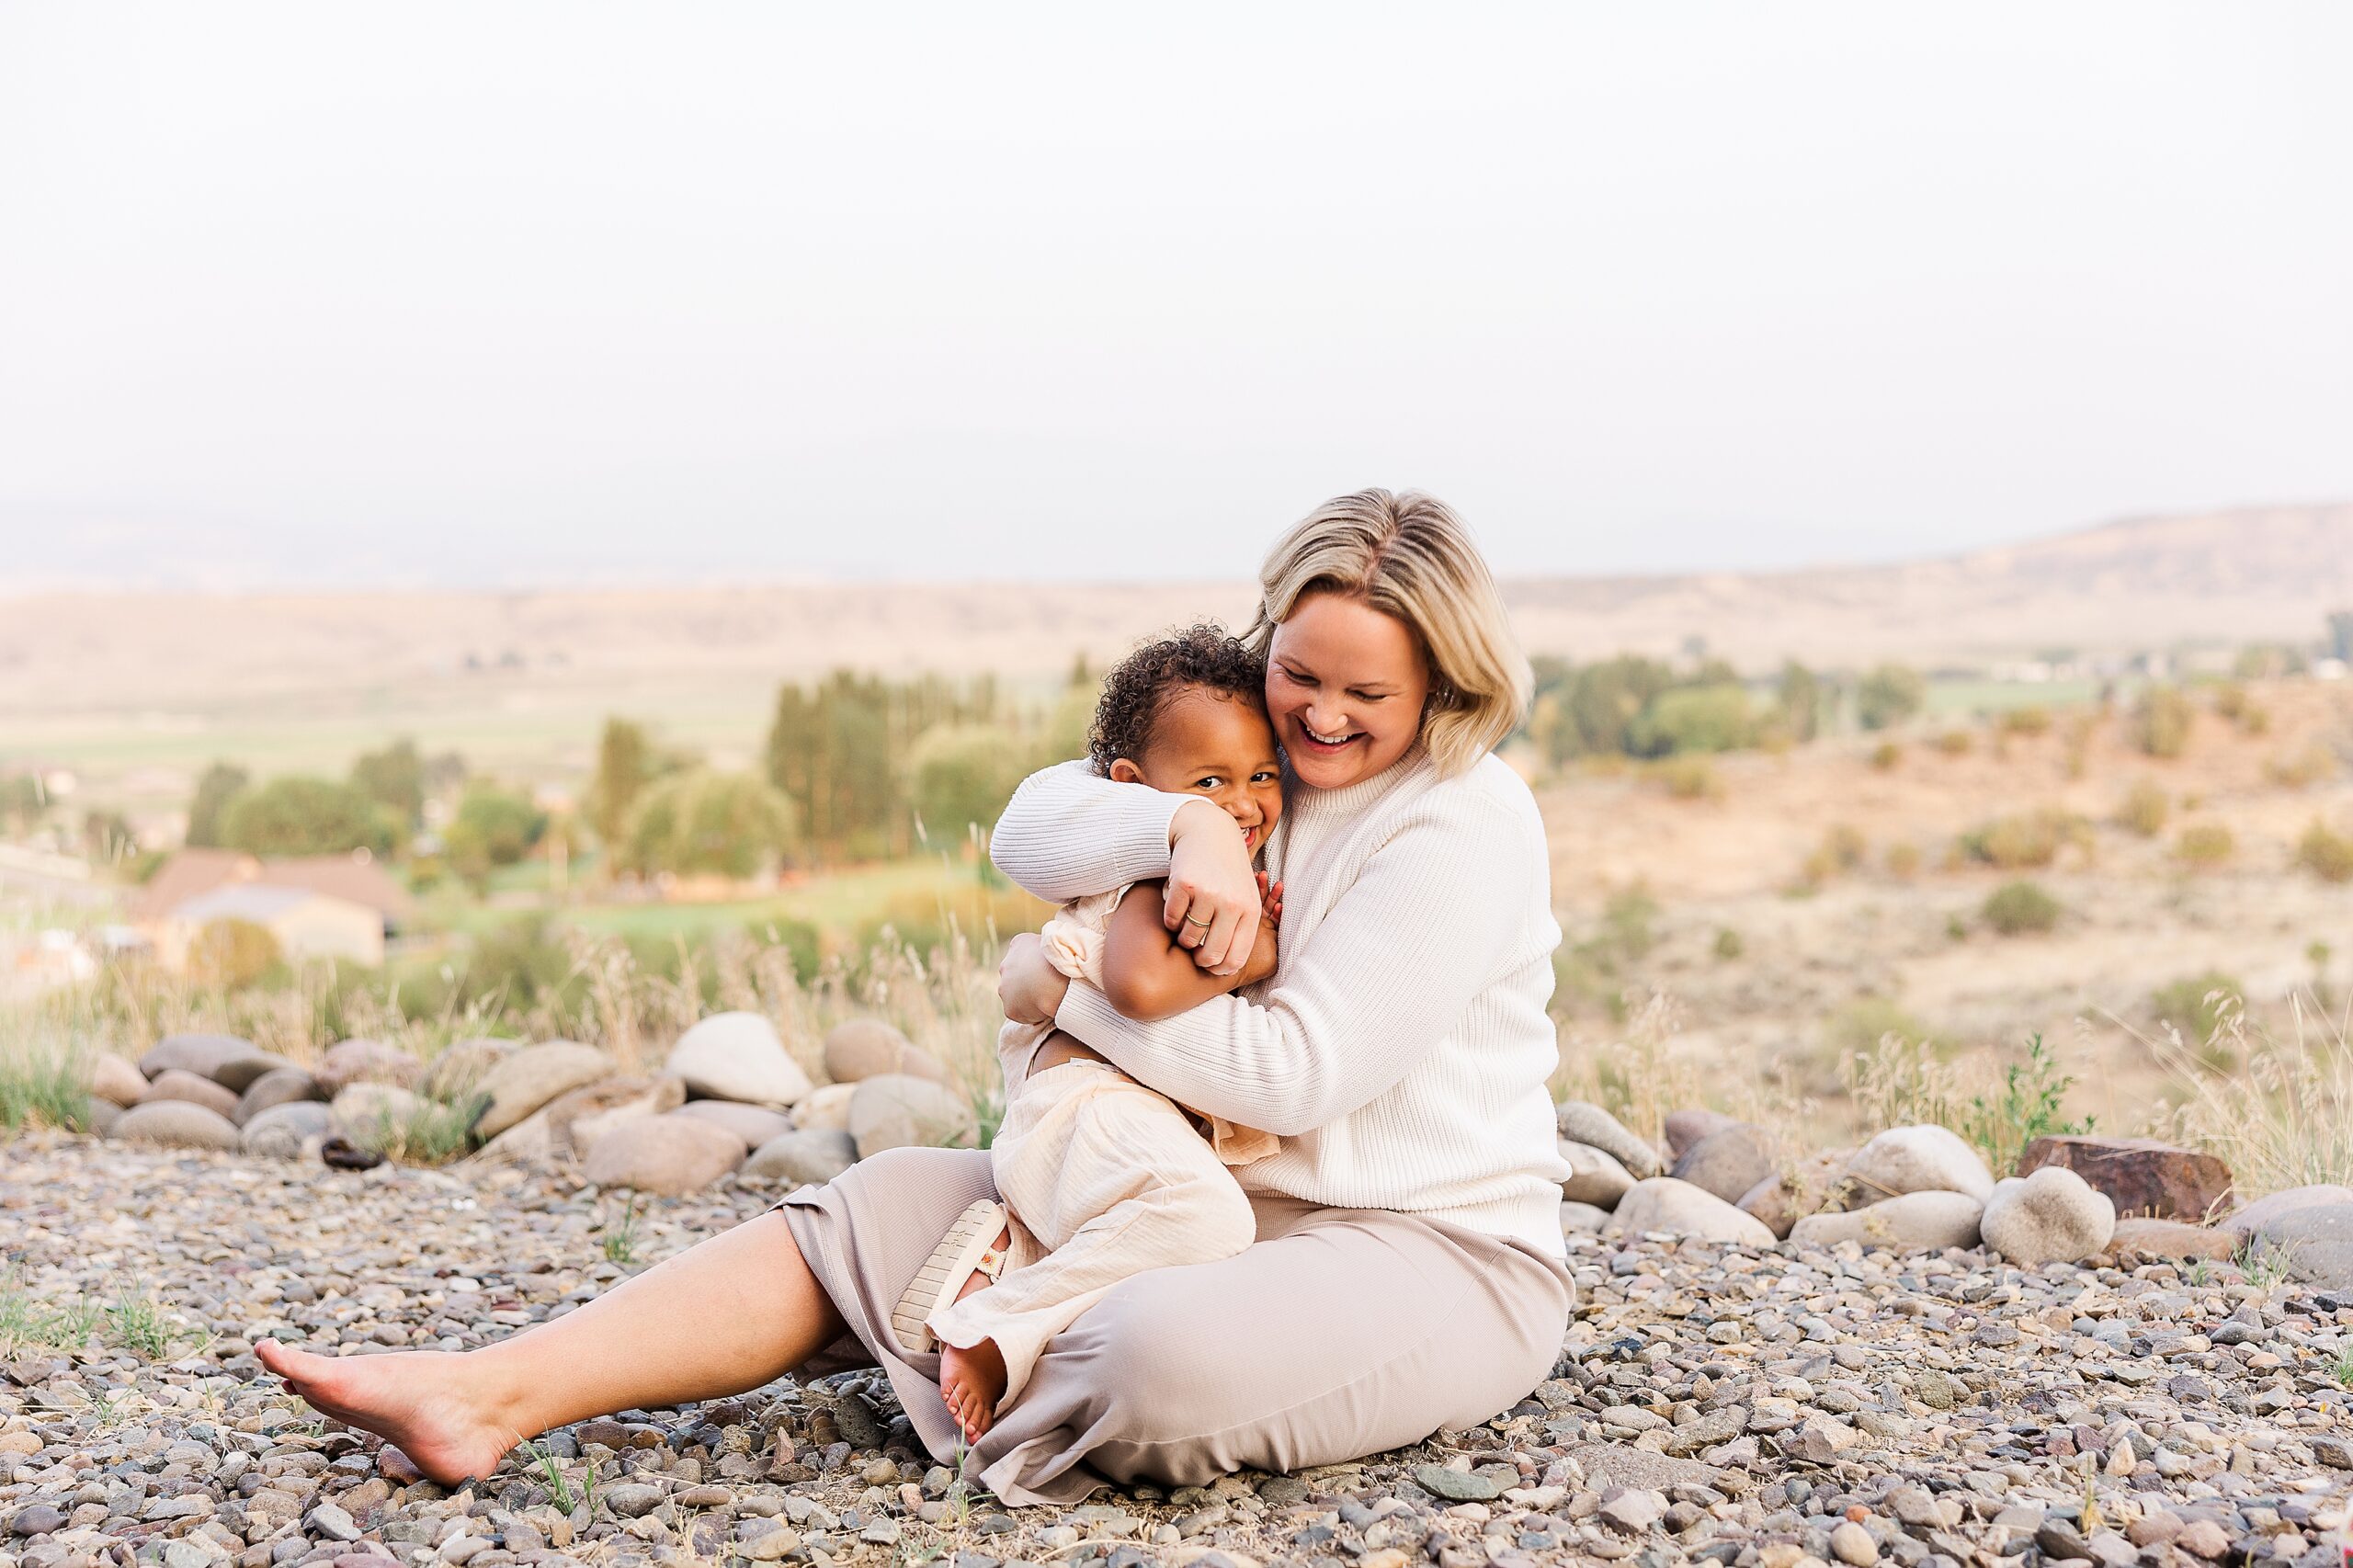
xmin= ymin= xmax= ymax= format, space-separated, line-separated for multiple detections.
xmin=3 ymin=502 xmax=2347 ymax=718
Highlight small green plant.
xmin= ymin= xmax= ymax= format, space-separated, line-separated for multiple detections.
xmin=0 ymin=1042 xmax=90 ymax=1134
xmin=2115 ymin=780 xmax=2169 ymax=838
xmin=1999 ymin=706 xmax=2053 ymax=738
xmin=1956 ymin=1034 xmax=2094 ymax=1176
xmin=2173 ymin=824 xmax=2234 ymax=869
xmin=2333 ymin=1346 xmax=2353 ymax=1389
xmin=2130 ymin=686 xmax=2194 ymax=758
xmin=600 ymin=1194 xmax=646 ymax=1267
xmin=1802 ymin=824 xmax=1867 ymax=885
xmin=518 ymin=1437 xmax=578 ymax=1511
xmin=2297 ymin=819 xmax=2353 ymax=884
xmin=1931 ymin=729 xmax=1972 ymax=756
xmin=107 ymin=1279 xmax=181 ymax=1359
xmin=0 ymin=1269 xmax=105 ymax=1355
xmin=1712 ymin=926 xmax=1745 ymax=961
xmin=1649 ymin=755 xmax=1722 ymax=801
xmin=2185 ymin=1257 xmax=2214 ymax=1290
xmin=1957 ymin=809 xmax=2087 ymax=871
xmin=1982 ymin=880 xmax=2062 ymax=937
xmin=1869 ymin=741 xmax=1902 ymax=771
xmin=2238 ymin=1240 xmax=2298 ymax=1292
xmin=351 ymin=1095 xmax=480 ymax=1165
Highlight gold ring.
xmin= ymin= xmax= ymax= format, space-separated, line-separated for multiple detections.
xmin=1184 ymin=913 xmax=1213 ymax=928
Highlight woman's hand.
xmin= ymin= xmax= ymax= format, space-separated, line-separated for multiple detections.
xmin=1163 ymin=798 xmax=1261 ymax=976
xmin=1235 ymin=877 xmax=1284 ymax=988
xmin=997 ymin=933 xmax=1072 ymax=1027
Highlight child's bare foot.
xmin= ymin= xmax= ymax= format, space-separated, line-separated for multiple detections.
xmin=255 ymin=1339 xmax=518 ymax=1484
xmin=934 ymin=1226 xmax=1013 ymax=1443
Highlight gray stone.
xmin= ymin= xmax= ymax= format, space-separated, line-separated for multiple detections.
xmin=1610 ymin=1177 xmax=1777 ymax=1247
xmin=1840 ymin=1125 xmax=1995 ymax=1205
xmin=1561 ymin=1140 xmax=1636 ymax=1208
xmin=241 ymin=1100 xmax=335 ymax=1159
xmin=823 ymin=1017 xmax=946 ymax=1085
xmin=472 ymin=1041 xmax=615 ymax=1137
xmin=674 ymin=1098 xmax=795 ymax=1147
xmin=1669 ymin=1122 xmax=1776 ymax=1205
xmin=847 ymin=1074 xmax=978 ymax=1158
xmin=1555 ymin=1101 xmax=1663 ymax=1179
xmin=111 ymin=1100 xmax=242 ymax=1151
xmin=602 ymin=1484 xmax=665 ymax=1518
xmin=1597 ymin=1489 xmax=1665 ymax=1535
xmin=136 ymin=1068 xmax=239 ymax=1119
xmin=304 ymin=1503 xmax=361 ymax=1542
xmin=1664 ymin=1107 xmax=1741 ymax=1159
xmin=86 ymin=1052 xmax=151 ymax=1108
xmin=2242 ymin=1203 xmax=2353 ymax=1292
xmin=2220 ymin=1184 xmax=2353 ymax=1235
xmin=210 ymin=1051 xmax=299 ymax=1095
xmin=137 ymin=1032 xmax=260 ymax=1082
xmin=313 ymin=1039 xmax=423 ymax=1096
xmin=1560 ymin=1199 xmax=1612 ymax=1235
xmin=1829 ymin=1521 xmax=1879 ymax=1566
xmin=745 ymin=1128 xmax=859 ymax=1187
xmin=665 ymin=1012 xmax=812 ymax=1108
xmin=1981 ymin=1165 xmax=2116 ymax=1266
xmin=10 ymin=1506 xmax=67 ymax=1538
xmin=1413 ymin=1464 xmax=1501 ymax=1502
xmin=1790 ymin=1190 xmax=1984 ymax=1253
xmin=580 ymin=1111 xmax=749 ymax=1195
xmin=233 ymin=1066 xmax=325 ymax=1126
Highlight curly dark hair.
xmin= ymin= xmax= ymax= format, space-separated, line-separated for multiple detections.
xmin=1086 ymin=623 xmax=1268 ymax=776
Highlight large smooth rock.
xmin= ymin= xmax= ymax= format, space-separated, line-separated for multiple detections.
xmin=1560 ymin=1140 xmax=1636 ymax=1209
xmin=581 ymin=1112 xmax=749 ymax=1196
xmin=1790 ymin=1190 xmax=1984 ymax=1253
xmin=676 ymin=1099 xmax=795 ymax=1147
xmin=472 ymin=1041 xmax=615 ymax=1137
xmin=822 ymin=1018 xmax=948 ymax=1085
xmin=112 ymin=1100 xmax=241 ymax=1151
xmin=136 ymin=1069 xmax=238 ymax=1119
xmin=419 ymin=1039 xmax=517 ymax=1101
xmin=1609 ymin=1177 xmax=1777 ymax=1248
xmin=331 ymin=1083 xmax=422 ymax=1135
xmin=1840 ymin=1125 xmax=1995 ymax=1205
xmin=847 ymin=1074 xmax=978 ymax=1158
xmin=2017 ymin=1136 xmax=2234 ymax=1223
xmin=2218 ymin=1184 xmax=2353 ymax=1236
xmin=241 ymin=1101 xmax=335 ymax=1159
xmin=233 ymin=1067 xmax=325 ymax=1126
xmin=745 ymin=1128 xmax=859 ymax=1187
xmin=1555 ymin=1101 xmax=1663 ymax=1180
xmin=2108 ymin=1217 xmax=2238 ymax=1262
xmin=792 ymin=1082 xmax=858 ymax=1132
xmin=1560 ymin=1199 xmax=1612 ymax=1236
xmin=2241 ymin=1204 xmax=2353 ymax=1292
xmin=1664 ymin=1108 xmax=1741 ymax=1161
xmin=313 ymin=1039 xmax=424 ymax=1096
xmin=1670 ymin=1123 xmax=1776 ymax=1206
xmin=548 ymin=1075 xmax=686 ymax=1155
xmin=84 ymin=1098 xmax=122 ymax=1136
xmin=472 ymin=1107 xmax=558 ymax=1167
xmin=1981 ymin=1165 xmax=2116 ymax=1266
xmin=1737 ymin=1147 xmax=1854 ymax=1241
xmin=86 ymin=1053 xmax=150 ymax=1108
xmin=211 ymin=1051 xmax=299 ymax=1095
xmin=138 ymin=1033 xmax=261 ymax=1083
xmin=665 ymin=1013 xmax=812 ymax=1108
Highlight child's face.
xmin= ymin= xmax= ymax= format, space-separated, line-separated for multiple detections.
xmin=1108 ymin=688 xmax=1284 ymax=852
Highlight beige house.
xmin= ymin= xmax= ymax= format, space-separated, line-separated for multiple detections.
xmin=155 ymin=883 xmax=386 ymax=971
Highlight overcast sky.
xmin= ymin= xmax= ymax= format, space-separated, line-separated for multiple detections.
xmin=1 ymin=5 xmax=2347 ymax=590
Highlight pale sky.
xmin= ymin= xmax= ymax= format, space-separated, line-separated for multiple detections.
xmin=1 ymin=4 xmax=2348 ymax=590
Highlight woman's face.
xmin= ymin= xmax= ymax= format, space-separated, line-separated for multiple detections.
xmin=1265 ymin=590 xmax=1431 ymax=790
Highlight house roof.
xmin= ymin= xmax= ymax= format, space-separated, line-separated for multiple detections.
xmin=172 ymin=884 xmax=319 ymax=924
xmin=128 ymin=847 xmax=254 ymax=924
xmin=131 ymin=847 xmax=417 ymax=927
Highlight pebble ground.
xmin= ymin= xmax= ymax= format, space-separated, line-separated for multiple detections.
xmin=4 ymin=1132 xmax=2349 ymax=1568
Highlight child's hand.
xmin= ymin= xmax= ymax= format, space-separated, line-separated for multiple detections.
xmin=1236 ymin=880 xmax=1282 ymax=988
xmin=1258 ymin=874 xmax=1284 ymax=927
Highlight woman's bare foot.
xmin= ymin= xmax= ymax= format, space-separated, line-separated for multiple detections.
xmin=934 ymin=1226 xmax=1013 ymax=1443
xmin=256 ymin=1340 xmax=519 ymax=1484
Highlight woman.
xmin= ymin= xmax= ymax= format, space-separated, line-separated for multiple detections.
xmin=256 ymin=488 xmax=1571 ymax=1507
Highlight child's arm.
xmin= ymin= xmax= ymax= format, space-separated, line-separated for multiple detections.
xmin=1099 ymin=876 xmax=1280 ymax=1023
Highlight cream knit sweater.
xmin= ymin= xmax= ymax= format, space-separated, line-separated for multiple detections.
xmin=989 ymin=747 xmax=1570 ymax=1258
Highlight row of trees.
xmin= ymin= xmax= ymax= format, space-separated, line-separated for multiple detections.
xmin=1522 ymin=656 xmax=1927 ymax=768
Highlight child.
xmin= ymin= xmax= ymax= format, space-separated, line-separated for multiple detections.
xmin=889 ymin=624 xmax=1286 ymax=1443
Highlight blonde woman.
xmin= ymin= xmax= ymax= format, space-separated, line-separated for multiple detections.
xmin=256 ymin=488 xmax=1571 ymax=1508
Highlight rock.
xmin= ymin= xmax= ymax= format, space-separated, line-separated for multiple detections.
xmin=10 ymin=1506 xmax=67 ymax=1537
xmin=84 ymin=1096 xmax=121 ymax=1135
xmin=603 ymin=1483 xmax=665 ymax=1518
xmin=1828 ymin=1521 xmax=1878 ymax=1566
xmin=331 ymin=1083 xmax=422 ymax=1136
xmin=1980 ymin=1165 xmax=2116 ymax=1266
xmin=111 ymin=1100 xmax=242 ymax=1151
xmin=580 ymin=1111 xmax=749 ymax=1195
xmin=472 ymin=1041 xmax=615 ymax=1137
xmin=1555 ymin=1101 xmax=1664 ymax=1179
xmin=1610 ymin=1177 xmax=1777 ymax=1247
xmin=547 ymin=1075 xmax=686 ymax=1154
xmin=2017 ymin=1135 xmax=2234 ymax=1222
xmin=676 ymin=1098 xmax=795 ymax=1147
xmin=472 ymin=1106 xmax=558 ymax=1166
xmin=136 ymin=1069 xmax=239 ymax=1119
xmin=1790 ymin=1190 xmax=1984 ymax=1252
xmin=1839 ymin=1125 xmax=1995 ymax=1204
xmin=86 ymin=1053 xmax=151 ymax=1108
xmin=138 ymin=1032 xmax=260 ymax=1082
xmin=1669 ymin=1122 xmax=1776 ymax=1205
xmin=241 ymin=1100 xmax=336 ymax=1158
xmin=1597 ymin=1488 xmax=1665 ymax=1535
xmin=793 ymin=1082 xmax=858 ymax=1132
xmin=233 ymin=1066 xmax=324 ymax=1126
xmin=1737 ymin=1147 xmax=1853 ymax=1240
xmin=418 ymin=1037 xmax=516 ymax=1100
xmin=210 ymin=1051 xmax=298 ymax=1094
xmin=2174 ymin=1519 xmax=2230 ymax=1560
xmin=312 ymin=1039 xmax=423 ymax=1096
xmin=1560 ymin=1140 xmax=1636 ymax=1208
xmin=1560 ymin=1199 xmax=1612 ymax=1235
xmin=823 ymin=1017 xmax=946 ymax=1085
xmin=666 ymin=1012 xmax=812 ymax=1108
xmin=304 ymin=1502 xmax=361 ymax=1542
xmin=1413 ymin=1465 xmax=1502 ymax=1502
xmin=2107 ymin=1217 xmax=2237 ymax=1262
xmin=847 ymin=1074 xmax=978 ymax=1158
xmin=2219 ymin=1183 xmax=2353 ymax=1235
xmin=1664 ymin=1108 xmax=1741 ymax=1160
xmin=2241 ymin=1203 xmax=2353 ymax=1291
xmin=745 ymin=1129 xmax=859 ymax=1187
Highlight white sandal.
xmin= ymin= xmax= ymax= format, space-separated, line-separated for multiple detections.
xmin=890 ymin=1199 xmax=1010 ymax=1356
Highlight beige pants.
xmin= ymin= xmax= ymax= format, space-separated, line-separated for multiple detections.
xmin=778 ymin=1146 xmax=1572 ymax=1506
xmin=926 ymin=1060 xmax=1257 ymax=1410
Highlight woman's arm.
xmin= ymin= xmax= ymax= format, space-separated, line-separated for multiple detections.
xmin=1097 ymin=880 xmax=1279 ymax=1023
xmin=1051 ymin=794 xmax=1540 ymax=1136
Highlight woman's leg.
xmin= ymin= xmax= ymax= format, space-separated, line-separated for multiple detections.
xmin=256 ymin=1210 xmax=842 ymax=1484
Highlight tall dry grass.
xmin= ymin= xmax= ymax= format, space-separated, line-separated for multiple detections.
xmin=2133 ymin=988 xmax=2353 ymax=1199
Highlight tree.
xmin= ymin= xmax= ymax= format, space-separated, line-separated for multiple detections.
xmin=623 ymin=770 xmax=800 ymax=880
xmin=220 ymin=777 xmax=395 ymax=857
xmin=909 ymin=724 xmax=1025 ymax=844
xmin=1856 ymin=665 xmax=1927 ymax=731
xmin=1628 ymin=684 xmax=1756 ymax=756
xmin=764 ymin=671 xmax=997 ymax=861
xmin=185 ymin=763 xmax=249 ymax=847
xmin=442 ymin=784 xmax=549 ymax=888
xmin=585 ymin=718 xmax=654 ymax=849
xmin=349 ymin=739 xmax=426 ymax=833
xmin=1776 ymin=661 xmax=1822 ymax=744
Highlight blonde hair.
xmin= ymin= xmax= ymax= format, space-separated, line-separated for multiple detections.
xmin=1245 ymin=489 xmax=1531 ymax=778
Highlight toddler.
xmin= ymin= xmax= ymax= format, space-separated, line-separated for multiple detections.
xmin=890 ymin=624 xmax=1284 ymax=1442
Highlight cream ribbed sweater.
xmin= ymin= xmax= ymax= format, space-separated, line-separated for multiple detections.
xmin=989 ymin=747 xmax=1570 ymax=1257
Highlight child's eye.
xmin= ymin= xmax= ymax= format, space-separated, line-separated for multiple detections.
xmin=1251 ymin=771 xmax=1279 ymax=784
xmin=1194 ymin=777 xmax=1222 ymax=790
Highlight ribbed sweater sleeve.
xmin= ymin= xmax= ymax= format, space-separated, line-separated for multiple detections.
xmin=988 ymin=761 xmax=1192 ymax=903
xmin=1052 ymin=791 xmax=1535 ymax=1136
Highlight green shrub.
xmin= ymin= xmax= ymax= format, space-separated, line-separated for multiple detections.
xmin=1712 ymin=927 xmax=1745 ymax=961
xmin=1628 ymin=684 xmax=1756 ymax=756
xmin=2299 ymin=819 xmax=2353 ymax=884
xmin=1648 ymin=756 xmax=1721 ymax=800
xmin=1931 ymin=730 xmax=1972 ymax=756
xmin=908 ymin=723 xmax=1028 ymax=842
xmin=220 ymin=776 xmax=396 ymax=858
xmin=443 ymin=784 xmax=549 ymax=888
xmin=0 ymin=1045 xmax=88 ymax=1135
xmin=2116 ymin=780 xmax=2169 ymax=838
xmin=2174 ymin=823 xmax=2234 ymax=868
xmin=2130 ymin=686 xmax=2194 ymax=758
xmin=2268 ymin=742 xmax=2339 ymax=789
xmin=1956 ymin=1034 xmax=2094 ymax=1176
xmin=1824 ymin=995 xmax=1935 ymax=1062
xmin=623 ymin=769 xmax=801 ymax=879
xmin=1857 ymin=665 xmax=1926 ymax=731
xmin=1802 ymin=824 xmax=1867 ymax=883
xmin=1958 ymin=809 xmax=2085 ymax=870
xmin=1982 ymin=880 xmax=2062 ymax=936
xmin=2152 ymin=971 xmax=2245 ymax=1046
xmin=1999 ymin=706 xmax=2052 ymax=737
xmin=1884 ymin=842 xmax=1921 ymax=878
xmin=1869 ymin=741 xmax=1902 ymax=771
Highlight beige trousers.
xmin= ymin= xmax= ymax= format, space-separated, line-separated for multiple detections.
xmin=778 ymin=1145 xmax=1572 ymax=1506
xmin=926 ymin=1059 xmax=1258 ymax=1411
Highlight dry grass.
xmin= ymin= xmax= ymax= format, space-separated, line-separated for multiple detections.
xmin=2135 ymin=989 xmax=2353 ymax=1198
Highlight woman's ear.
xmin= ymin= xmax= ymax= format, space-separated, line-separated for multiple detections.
xmin=1108 ymin=757 xmax=1146 ymax=785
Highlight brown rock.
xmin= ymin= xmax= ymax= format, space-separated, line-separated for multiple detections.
xmin=1664 ymin=1108 xmax=1741 ymax=1161
xmin=233 ymin=1067 xmax=325 ymax=1126
xmin=313 ymin=1039 xmax=424 ymax=1096
xmin=545 ymin=1075 xmax=686 ymax=1153
xmin=136 ymin=1069 xmax=239 ymax=1119
xmin=2108 ymin=1217 xmax=2237 ymax=1262
xmin=1669 ymin=1123 xmax=1776 ymax=1206
xmin=581 ymin=1111 xmax=749 ymax=1195
xmin=822 ymin=1018 xmax=946 ymax=1085
xmin=1738 ymin=1147 xmax=1852 ymax=1240
xmin=2018 ymin=1136 xmax=2233 ymax=1223
xmin=87 ymin=1053 xmax=150 ymax=1108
